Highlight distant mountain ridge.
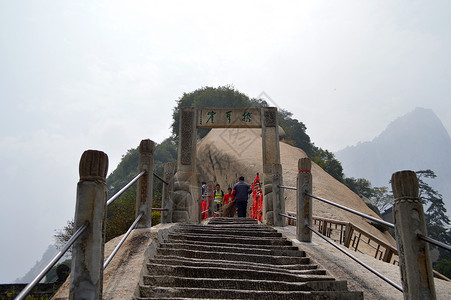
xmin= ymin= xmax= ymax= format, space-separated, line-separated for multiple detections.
xmin=335 ymin=107 xmax=451 ymax=212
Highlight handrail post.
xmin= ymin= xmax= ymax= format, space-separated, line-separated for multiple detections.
xmin=70 ymin=150 xmax=108 ymax=300
xmin=391 ymin=170 xmax=436 ymax=300
xmin=136 ymin=139 xmax=155 ymax=228
xmin=272 ymin=163 xmax=285 ymax=226
xmin=297 ymin=158 xmax=312 ymax=242
xmin=161 ymin=162 xmax=175 ymax=223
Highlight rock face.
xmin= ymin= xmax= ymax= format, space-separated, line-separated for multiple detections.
xmin=196 ymin=128 xmax=396 ymax=248
xmin=335 ymin=107 xmax=451 ymax=212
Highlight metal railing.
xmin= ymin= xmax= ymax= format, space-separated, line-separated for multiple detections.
xmin=307 ymin=223 xmax=403 ymax=292
xmin=278 ymin=184 xmax=451 ymax=253
xmin=15 ymin=170 xmax=149 ymax=300
xmin=14 ymin=222 xmax=89 ymax=300
xmin=153 ymin=172 xmax=169 ymax=185
xmin=104 ymin=169 xmax=172 ymax=269
xmin=278 ymin=212 xmax=403 ymax=292
xmin=107 ymin=170 xmax=146 ymax=206
xmin=103 ymin=212 xmax=143 ymax=269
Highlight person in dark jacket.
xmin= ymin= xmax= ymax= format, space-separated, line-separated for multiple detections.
xmin=233 ymin=176 xmax=252 ymax=217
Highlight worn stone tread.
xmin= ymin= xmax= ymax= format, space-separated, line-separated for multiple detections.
xmin=146 ymin=264 xmax=328 ymax=281
xmin=143 ymin=276 xmax=344 ymax=291
xmin=138 ymin=218 xmax=363 ymax=299
xmin=149 ymin=256 xmax=318 ymax=272
xmin=138 ymin=286 xmax=364 ymax=300
xmin=159 ymin=242 xmax=305 ymax=257
xmin=156 ymin=248 xmax=310 ymax=265
xmin=165 ymin=238 xmax=299 ymax=251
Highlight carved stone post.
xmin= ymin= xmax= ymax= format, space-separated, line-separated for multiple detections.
xmin=391 ymin=171 xmax=436 ymax=300
xmin=173 ymin=108 xmax=198 ymax=222
xmin=272 ymin=163 xmax=285 ymax=227
xmin=161 ymin=162 xmax=175 ymax=224
xmin=296 ymin=158 xmax=312 ymax=242
xmin=261 ymin=107 xmax=280 ymax=225
xmin=136 ymin=139 xmax=155 ymax=228
xmin=70 ymin=150 xmax=108 ymax=300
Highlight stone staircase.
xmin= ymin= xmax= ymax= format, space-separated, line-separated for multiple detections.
xmin=136 ymin=218 xmax=363 ymax=299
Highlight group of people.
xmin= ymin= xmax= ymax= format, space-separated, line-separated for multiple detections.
xmin=202 ymin=176 xmax=252 ymax=218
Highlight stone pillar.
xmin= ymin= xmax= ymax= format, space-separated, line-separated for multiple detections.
xmin=173 ymin=108 xmax=198 ymax=222
xmin=136 ymin=139 xmax=155 ymax=228
xmin=272 ymin=163 xmax=285 ymax=227
xmin=391 ymin=171 xmax=436 ymax=300
xmin=70 ymin=150 xmax=108 ymax=300
xmin=296 ymin=158 xmax=312 ymax=242
xmin=161 ymin=162 xmax=175 ymax=224
xmin=261 ymin=107 xmax=280 ymax=225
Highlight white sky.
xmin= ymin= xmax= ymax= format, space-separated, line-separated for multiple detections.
xmin=1 ymin=1 xmax=450 ymax=283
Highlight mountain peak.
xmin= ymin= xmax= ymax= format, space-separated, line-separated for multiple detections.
xmin=335 ymin=108 xmax=451 ymax=211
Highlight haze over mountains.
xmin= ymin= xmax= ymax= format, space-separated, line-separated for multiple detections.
xmin=335 ymin=107 xmax=451 ymax=213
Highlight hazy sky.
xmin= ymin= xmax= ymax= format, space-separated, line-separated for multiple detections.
xmin=1 ymin=1 xmax=450 ymax=283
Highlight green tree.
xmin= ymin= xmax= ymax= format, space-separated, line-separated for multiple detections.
xmin=277 ymin=109 xmax=314 ymax=156
xmin=343 ymin=177 xmax=373 ymax=198
xmin=54 ymin=220 xmax=74 ymax=254
xmin=171 ymin=85 xmax=344 ymax=180
xmin=312 ymin=149 xmax=344 ymax=182
xmin=370 ymin=186 xmax=393 ymax=212
xmin=416 ymin=170 xmax=451 ymax=255
xmin=433 ymin=259 xmax=451 ymax=278
xmin=171 ymin=85 xmax=254 ymax=140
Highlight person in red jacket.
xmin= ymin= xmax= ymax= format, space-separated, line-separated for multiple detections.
xmin=223 ymin=187 xmax=235 ymax=205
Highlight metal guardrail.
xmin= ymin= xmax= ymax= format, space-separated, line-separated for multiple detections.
xmin=307 ymin=224 xmax=404 ymax=292
xmin=279 ymin=212 xmax=403 ymax=292
xmin=279 ymin=184 xmax=451 ymax=253
xmin=278 ymin=185 xmax=297 ymax=190
xmin=279 ymin=212 xmax=296 ymax=220
xmin=418 ymin=234 xmax=451 ymax=252
xmin=153 ymin=172 xmax=169 ymax=185
xmin=305 ymin=191 xmax=395 ymax=229
xmin=103 ymin=212 xmax=144 ymax=269
xmin=16 ymin=170 xmax=152 ymax=299
xmin=14 ymin=222 xmax=89 ymax=300
xmin=107 ymin=170 xmax=146 ymax=206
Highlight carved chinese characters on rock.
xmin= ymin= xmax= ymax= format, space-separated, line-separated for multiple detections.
xmin=197 ymin=108 xmax=261 ymax=128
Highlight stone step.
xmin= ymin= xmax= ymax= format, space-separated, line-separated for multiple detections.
xmin=159 ymin=242 xmax=305 ymax=257
xmin=142 ymin=276 xmax=348 ymax=292
xmin=207 ymin=217 xmax=258 ymax=224
xmin=137 ymin=286 xmax=364 ymax=300
xmin=175 ymin=224 xmax=277 ymax=232
xmin=166 ymin=237 xmax=298 ymax=251
xmin=156 ymin=248 xmax=310 ymax=265
xmin=167 ymin=233 xmax=292 ymax=246
xmin=149 ymin=256 xmax=318 ymax=272
xmin=146 ymin=264 xmax=327 ymax=281
xmin=172 ymin=227 xmax=282 ymax=238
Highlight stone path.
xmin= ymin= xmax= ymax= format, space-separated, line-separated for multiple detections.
xmin=135 ymin=217 xmax=363 ymax=299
